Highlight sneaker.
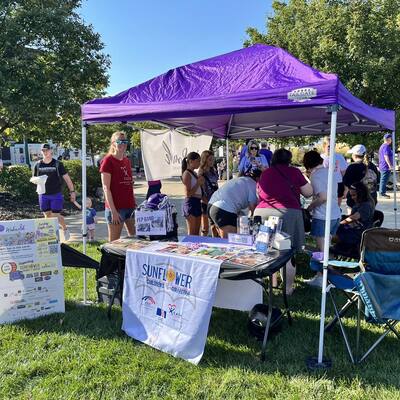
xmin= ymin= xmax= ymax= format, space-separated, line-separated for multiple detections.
xmin=305 ymin=275 xmax=323 ymax=288
xmin=380 ymin=193 xmax=390 ymax=199
xmin=63 ymin=229 xmax=70 ymax=241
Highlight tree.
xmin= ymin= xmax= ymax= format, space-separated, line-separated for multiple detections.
xmin=0 ymin=0 xmax=110 ymax=144
xmin=245 ymin=0 xmax=400 ymax=151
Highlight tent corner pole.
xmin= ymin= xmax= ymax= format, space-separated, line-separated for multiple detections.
xmin=316 ymin=105 xmax=338 ymax=366
xmin=225 ymin=115 xmax=234 ymax=181
xmin=81 ymin=122 xmax=88 ymax=304
xmin=392 ymin=130 xmax=397 ymax=229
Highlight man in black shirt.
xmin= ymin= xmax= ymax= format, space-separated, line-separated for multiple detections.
xmin=33 ymin=144 xmax=76 ymax=241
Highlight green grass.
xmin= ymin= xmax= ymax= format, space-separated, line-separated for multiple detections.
xmin=0 ymin=242 xmax=399 ymax=400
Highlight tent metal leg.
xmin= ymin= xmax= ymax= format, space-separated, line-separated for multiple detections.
xmin=81 ymin=123 xmax=88 ymax=304
xmin=329 ymin=291 xmax=355 ymax=363
xmin=392 ymin=130 xmax=397 ymax=229
xmin=316 ymin=106 xmax=338 ymax=366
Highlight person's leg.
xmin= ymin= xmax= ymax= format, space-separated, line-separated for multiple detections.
xmin=124 ymin=218 xmax=135 ymax=236
xmin=201 ymin=213 xmax=209 ymax=236
xmin=218 ymin=224 xmax=237 ymax=238
xmin=52 ymin=212 xmax=67 ymax=231
xmin=186 ymin=215 xmax=201 ymax=235
xmin=108 ymin=223 xmax=124 ymax=242
xmin=284 ymin=259 xmax=296 ymax=295
xmin=380 ymin=170 xmax=390 ymax=195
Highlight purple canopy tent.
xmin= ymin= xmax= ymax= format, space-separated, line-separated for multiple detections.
xmin=81 ymin=44 xmax=396 ymax=366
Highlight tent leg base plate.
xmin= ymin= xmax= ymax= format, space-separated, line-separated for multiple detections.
xmin=306 ymin=356 xmax=332 ymax=370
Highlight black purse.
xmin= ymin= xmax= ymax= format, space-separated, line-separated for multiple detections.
xmin=274 ymin=166 xmax=312 ymax=233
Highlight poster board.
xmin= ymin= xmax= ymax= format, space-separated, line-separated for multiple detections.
xmin=140 ymin=129 xmax=212 ymax=180
xmin=135 ymin=210 xmax=166 ymax=236
xmin=0 ymin=218 xmax=65 ymax=324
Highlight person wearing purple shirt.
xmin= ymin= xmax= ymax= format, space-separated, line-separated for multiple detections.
xmin=259 ymin=142 xmax=273 ymax=166
xmin=378 ymin=133 xmax=394 ymax=198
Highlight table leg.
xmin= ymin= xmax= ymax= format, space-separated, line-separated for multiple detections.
xmin=281 ymin=264 xmax=292 ymax=325
xmin=261 ymin=276 xmax=273 ymax=361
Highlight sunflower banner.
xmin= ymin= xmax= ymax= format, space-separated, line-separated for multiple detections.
xmin=122 ymin=245 xmax=221 ymax=364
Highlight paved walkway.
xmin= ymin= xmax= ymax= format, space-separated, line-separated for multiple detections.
xmin=65 ymin=178 xmax=399 ymax=242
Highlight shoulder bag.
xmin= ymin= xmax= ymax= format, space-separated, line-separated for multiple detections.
xmin=273 ymin=166 xmax=312 ymax=233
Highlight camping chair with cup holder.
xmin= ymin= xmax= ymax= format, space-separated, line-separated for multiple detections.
xmin=319 ymin=227 xmax=400 ymax=363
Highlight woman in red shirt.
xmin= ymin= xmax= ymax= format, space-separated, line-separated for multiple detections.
xmin=100 ymin=131 xmax=136 ymax=241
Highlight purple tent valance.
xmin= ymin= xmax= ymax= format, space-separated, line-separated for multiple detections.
xmin=82 ymin=44 xmax=395 ymax=137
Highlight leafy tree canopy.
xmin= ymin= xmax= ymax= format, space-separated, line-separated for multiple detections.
xmin=0 ymin=0 xmax=110 ymax=144
xmin=245 ymin=0 xmax=400 ymax=151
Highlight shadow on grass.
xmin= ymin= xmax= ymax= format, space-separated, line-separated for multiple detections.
xmin=204 ymin=305 xmax=400 ymax=389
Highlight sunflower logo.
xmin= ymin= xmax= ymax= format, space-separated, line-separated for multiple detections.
xmin=166 ymin=267 xmax=176 ymax=283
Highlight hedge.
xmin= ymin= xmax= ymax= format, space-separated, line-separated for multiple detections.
xmin=0 ymin=160 xmax=101 ymax=201
xmin=0 ymin=165 xmax=37 ymax=201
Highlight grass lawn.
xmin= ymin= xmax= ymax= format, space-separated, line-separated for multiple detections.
xmin=0 ymin=242 xmax=399 ymax=400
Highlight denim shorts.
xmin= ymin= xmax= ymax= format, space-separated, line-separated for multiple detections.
xmin=311 ymin=218 xmax=340 ymax=237
xmin=104 ymin=208 xmax=134 ymax=224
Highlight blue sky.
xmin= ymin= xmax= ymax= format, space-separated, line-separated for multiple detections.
xmin=79 ymin=1 xmax=272 ymax=95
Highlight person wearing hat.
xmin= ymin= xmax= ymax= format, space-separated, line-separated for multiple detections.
xmin=343 ymin=144 xmax=379 ymax=207
xmin=33 ymin=143 xmax=76 ymax=241
xmin=378 ymin=133 xmax=394 ymax=198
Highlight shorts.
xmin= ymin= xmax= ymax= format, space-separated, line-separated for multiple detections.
xmin=87 ymin=223 xmax=96 ymax=231
xmin=311 ymin=218 xmax=340 ymax=237
xmin=207 ymin=204 xmax=237 ymax=228
xmin=39 ymin=193 xmax=63 ymax=213
xmin=182 ymin=197 xmax=202 ymax=218
xmin=337 ymin=182 xmax=345 ymax=198
xmin=104 ymin=208 xmax=134 ymax=224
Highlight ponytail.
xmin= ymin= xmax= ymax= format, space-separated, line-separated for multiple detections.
xmin=181 ymin=157 xmax=188 ymax=176
xmin=181 ymin=151 xmax=200 ymax=177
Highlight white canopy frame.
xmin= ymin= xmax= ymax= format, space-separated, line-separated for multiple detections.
xmin=80 ymin=106 xmax=397 ymax=367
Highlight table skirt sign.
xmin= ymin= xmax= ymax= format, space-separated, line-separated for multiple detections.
xmin=122 ymin=249 xmax=222 ymax=364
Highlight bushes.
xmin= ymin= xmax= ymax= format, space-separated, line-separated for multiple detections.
xmin=0 ymin=165 xmax=37 ymax=202
xmin=0 ymin=160 xmax=101 ymax=202
xmin=62 ymin=160 xmax=101 ymax=198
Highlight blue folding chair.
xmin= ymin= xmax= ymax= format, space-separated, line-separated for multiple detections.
xmin=311 ymin=228 xmax=400 ymax=363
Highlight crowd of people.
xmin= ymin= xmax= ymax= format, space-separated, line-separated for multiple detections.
xmin=30 ymin=131 xmax=395 ymax=290
xmin=180 ymin=134 xmax=394 ymax=293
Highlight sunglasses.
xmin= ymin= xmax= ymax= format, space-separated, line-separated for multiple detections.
xmin=250 ymin=147 xmax=258 ymax=150
xmin=115 ymin=139 xmax=129 ymax=145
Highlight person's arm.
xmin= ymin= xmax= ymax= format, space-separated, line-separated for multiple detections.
xmin=300 ymin=182 xmax=313 ymax=198
xmin=249 ymin=203 xmax=257 ymax=215
xmin=307 ymin=192 xmax=327 ymax=211
xmin=340 ymin=212 xmax=361 ymax=225
xmin=182 ymin=171 xmax=204 ymax=197
xmin=384 ymin=154 xmax=393 ymax=170
xmin=101 ymin=172 xmax=122 ymax=224
xmin=62 ymin=174 xmax=76 ymax=202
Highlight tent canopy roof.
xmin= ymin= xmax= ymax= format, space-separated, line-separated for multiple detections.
xmin=82 ymin=44 xmax=395 ymax=137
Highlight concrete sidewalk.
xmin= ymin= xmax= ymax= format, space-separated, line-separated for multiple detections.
xmin=65 ymin=178 xmax=188 ymax=242
xmin=65 ymin=178 xmax=399 ymax=242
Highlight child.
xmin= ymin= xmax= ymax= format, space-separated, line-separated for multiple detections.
xmin=74 ymin=197 xmax=97 ymax=242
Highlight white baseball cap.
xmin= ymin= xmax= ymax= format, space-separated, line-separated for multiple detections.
xmin=347 ymin=144 xmax=366 ymax=156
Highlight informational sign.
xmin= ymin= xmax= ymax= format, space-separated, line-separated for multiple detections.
xmin=140 ymin=129 xmax=213 ymax=180
xmin=135 ymin=210 xmax=166 ymax=236
xmin=0 ymin=218 xmax=64 ymax=324
xmin=122 ymin=247 xmax=221 ymax=364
